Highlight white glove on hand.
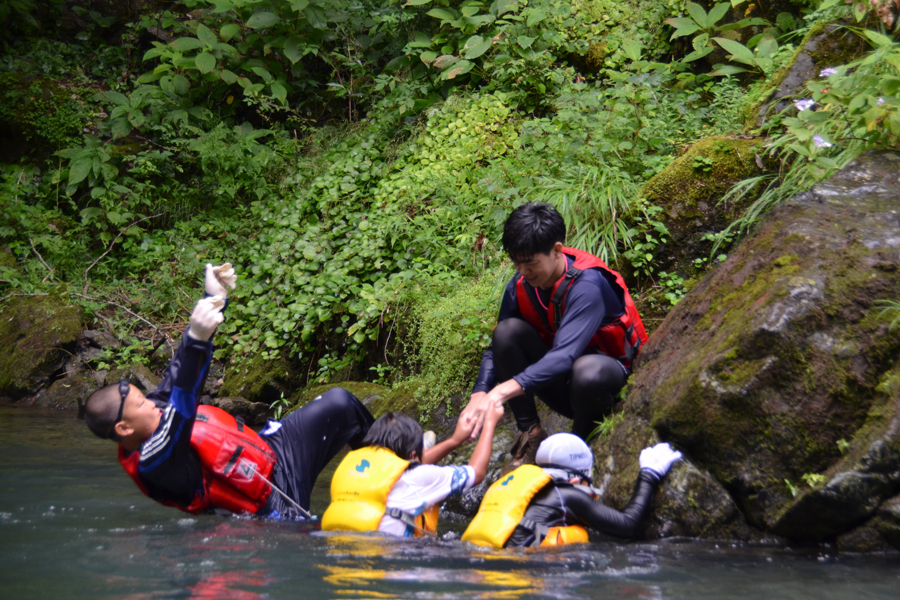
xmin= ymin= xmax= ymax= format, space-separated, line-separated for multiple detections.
xmin=205 ymin=263 xmax=237 ymax=298
xmin=187 ymin=295 xmax=225 ymax=342
xmin=639 ymin=442 xmax=683 ymax=479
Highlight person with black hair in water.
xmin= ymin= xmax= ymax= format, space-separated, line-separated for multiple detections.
xmin=83 ymin=262 xmax=374 ymax=520
xmin=460 ymin=202 xmax=649 ymax=471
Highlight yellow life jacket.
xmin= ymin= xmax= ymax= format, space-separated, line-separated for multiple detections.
xmin=321 ymin=447 xmax=438 ymax=537
xmin=461 ymin=465 xmax=589 ymax=548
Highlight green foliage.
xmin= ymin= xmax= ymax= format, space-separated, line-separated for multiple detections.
xmin=399 ymin=269 xmax=503 ymax=417
xmin=784 ymin=478 xmax=800 ymax=497
xmin=588 ymin=410 xmax=626 ymax=441
xmin=96 ymin=338 xmax=153 ymax=370
xmin=876 ymin=299 xmax=900 ymax=331
xmin=802 ymin=472 xmax=826 ymax=488
xmin=836 ymin=437 xmax=850 ymax=454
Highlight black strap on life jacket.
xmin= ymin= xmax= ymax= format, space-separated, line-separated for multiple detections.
xmin=551 ymin=266 xmax=582 ymax=331
xmin=519 ymin=517 xmax=552 ymax=547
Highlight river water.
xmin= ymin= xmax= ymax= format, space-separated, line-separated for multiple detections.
xmin=1 ymin=405 xmax=898 ymax=599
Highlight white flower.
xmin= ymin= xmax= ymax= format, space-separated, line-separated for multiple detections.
xmin=795 ymin=99 xmax=815 ymax=112
xmin=819 ymin=68 xmax=838 ymax=77
xmin=877 ymin=97 xmax=885 ymax=106
xmin=813 ymin=136 xmax=833 ymax=148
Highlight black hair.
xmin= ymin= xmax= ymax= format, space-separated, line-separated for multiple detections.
xmin=84 ymin=383 xmax=123 ymax=442
xmin=361 ymin=412 xmax=424 ymax=461
xmin=501 ymin=202 xmax=566 ymax=260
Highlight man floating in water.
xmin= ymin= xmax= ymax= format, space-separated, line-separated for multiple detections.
xmin=83 ymin=262 xmax=374 ymax=519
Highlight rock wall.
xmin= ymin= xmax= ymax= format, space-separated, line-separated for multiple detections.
xmin=616 ymin=150 xmax=900 ymax=546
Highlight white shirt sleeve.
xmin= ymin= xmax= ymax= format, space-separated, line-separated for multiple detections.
xmin=377 ymin=464 xmax=476 ymax=537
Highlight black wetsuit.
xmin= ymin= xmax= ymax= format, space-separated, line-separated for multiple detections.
xmin=125 ymin=318 xmax=374 ymax=519
xmin=473 ymin=257 xmax=630 ymax=438
xmin=505 ymin=471 xmax=661 ymax=547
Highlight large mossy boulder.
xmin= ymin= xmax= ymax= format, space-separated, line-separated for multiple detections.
xmin=747 ymin=23 xmax=865 ymax=126
xmin=640 ymin=135 xmax=765 ymax=274
xmin=623 ymin=150 xmax=900 ymax=543
xmin=220 ymin=354 xmax=303 ymax=404
xmin=0 ymin=294 xmax=82 ymax=400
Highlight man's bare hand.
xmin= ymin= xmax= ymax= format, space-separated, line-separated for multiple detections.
xmin=460 ymin=391 xmax=490 ymax=440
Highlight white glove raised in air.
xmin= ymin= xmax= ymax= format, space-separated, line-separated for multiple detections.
xmin=204 ymin=263 xmax=237 ymax=298
xmin=639 ymin=442 xmax=683 ymax=479
xmin=187 ymin=295 xmax=225 ymax=342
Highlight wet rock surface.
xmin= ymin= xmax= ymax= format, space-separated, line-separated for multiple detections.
xmin=616 ymin=150 xmax=900 ymax=545
xmin=0 ymin=294 xmax=82 ymax=401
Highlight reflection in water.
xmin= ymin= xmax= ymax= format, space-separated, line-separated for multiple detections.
xmin=2 ymin=406 xmax=900 ymax=600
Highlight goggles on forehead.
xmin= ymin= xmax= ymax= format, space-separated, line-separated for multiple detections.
xmin=104 ymin=378 xmax=130 ymax=440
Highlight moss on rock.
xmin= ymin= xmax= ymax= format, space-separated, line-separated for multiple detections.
xmin=628 ymin=150 xmax=900 ymax=541
xmin=0 ymin=293 xmax=82 ymax=399
xmin=220 ymin=353 xmax=303 ymax=404
xmin=639 ymin=135 xmax=765 ymax=276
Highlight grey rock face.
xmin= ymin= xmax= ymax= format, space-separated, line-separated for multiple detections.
xmin=621 ymin=150 xmax=900 ymax=543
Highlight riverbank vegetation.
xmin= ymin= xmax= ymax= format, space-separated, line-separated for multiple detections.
xmin=1 ymin=0 xmax=898 ymax=412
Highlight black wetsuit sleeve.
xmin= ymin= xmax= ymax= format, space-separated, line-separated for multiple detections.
xmin=507 ymin=471 xmax=660 ymax=547
xmin=471 ymin=279 xmax=520 ymax=394
xmin=560 ymin=471 xmax=660 ymax=537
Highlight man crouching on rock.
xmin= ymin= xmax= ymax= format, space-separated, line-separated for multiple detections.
xmin=83 ymin=263 xmax=374 ymax=520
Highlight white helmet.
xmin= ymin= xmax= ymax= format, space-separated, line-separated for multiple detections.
xmin=535 ymin=433 xmax=594 ymax=482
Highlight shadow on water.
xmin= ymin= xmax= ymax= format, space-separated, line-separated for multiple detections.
xmin=1 ymin=405 xmax=898 ymax=599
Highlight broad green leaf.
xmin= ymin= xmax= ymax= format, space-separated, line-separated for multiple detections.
xmin=420 ymin=50 xmax=438 ymax=64
xmin=463 ymin=34 xmax=484 ymax=50
xmin=170 ymin=37 xmax=204 ymax=52
xmin=756 ymin=35 xmax=777 ymax=58
xmin=491 ymin=0 xmax=514 ymax=16
xmin=863 ymin=29 xmax=894 ymax=48
xmin=685 ymin=1 xmax=707 ymax=27
xmin=219 ymin=69 xmax=238 ymax=84
xmin=713 ymin=37 xmax=755 ymax=64
xmin=196 ymin=24 xmax=217 ymax=46
xmin=219 ymin=23 xmax=240 ymax=41
xmin=80 ymin=207 xmax=103 ymax=220
xmin=270 ymin=82 xmax=287 ymax=100
xmin=304 ymin=6 xmax=328 ymax=28
xmin=443 ymin=58 xmax=474 ymax=79
xmin=173 ymin=74 xmax=190 ymax=95
xmin=384 ymin=55 xmax=411 ymax=71
xmin=427 ymin=7 xmax=455 ymax=20
xmin=284 ymin=36 xmax=306 ymax=63
xmin=97 ymin=91 xmax=129 ymax=106
xmin=433 ymin=54 xmax=458 ymax=68
xmin=464 ymin=39 xmax=493 ymax=59
xmin=709 ymin=64 xmax=748 ymax=76
xmin=69 ymin=159 xmax=92 ymax=185
xmin=683 ymin=46 xmax=714 ymax=62
xmin=464 ymin=14 xmax=494 ymax=26
xmin=405 ymin=0 xmax=431 ymax=5
xmin=622 ymin=39 xmax=642 ymax=61
xmin=251 ymin=66 xmax=273 ymax=82
xmin=692 ymin=32 xmax=709 ymax=51
xmin=408 ymin=31 xmax=432 ymax=48
xmin=706 ymin=2 xmax=730 ymax=27
xmin=526 ymin=9 xmax=546 ymax=25
xmin=665 ymin=17 xmax=701 ymax=39
xmin=195 ymin=52 xmax=216 ymax=73
xmin=461 ymin=6 xmax=480 ymax=16
xmin=719 ymin=17 xmax=768 ymax=31
xmin=289 ymin=0 xmax=309 ymax=11
xmin=517 ymin=35 xmax=535 ymax=48
xmin=731 ymin=0 xmax=745 ymax=6
xmin=247 ymin=11 xmax=279 ymax=29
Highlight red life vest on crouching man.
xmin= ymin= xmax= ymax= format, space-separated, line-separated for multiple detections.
xmin=515 ymin=247 xmax=649 ymax=370
xmin=118 ymin=405 xmax=277 ymax=515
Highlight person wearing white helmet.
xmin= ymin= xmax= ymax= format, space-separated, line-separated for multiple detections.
xmin=462 ymin=433 xmax=682 ymax=548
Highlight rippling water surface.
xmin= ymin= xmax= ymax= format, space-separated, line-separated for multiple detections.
xmin=1 ymin=405 xmax=898 ymax=599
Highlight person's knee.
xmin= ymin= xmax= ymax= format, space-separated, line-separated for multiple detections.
xmin=318 ymin=387 xmax=361 ymax=411
xmin=572 ymin=355 xmax=626 ymax=392
xmin=493 ymin=318 xmax=539 ymax=351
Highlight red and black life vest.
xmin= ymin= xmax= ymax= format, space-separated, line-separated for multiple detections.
xmin=515 ymin=247 xmax=648 ymax=370
xmin=118 ymin=405 xmax=277 ymax=515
